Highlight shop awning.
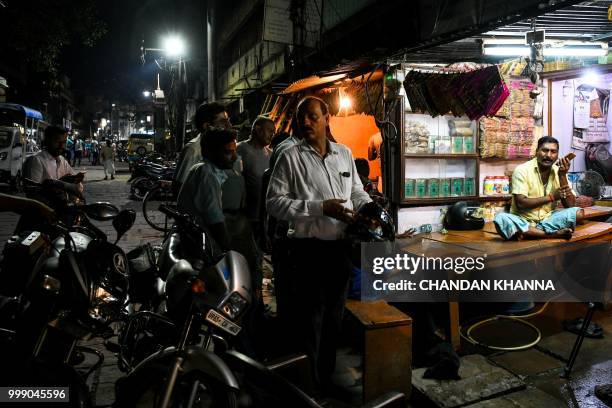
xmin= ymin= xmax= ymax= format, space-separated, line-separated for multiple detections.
xmin=280 ymin=73 xmax=347 ymax=95
xmin=280 ymin=70 xmax=384 ymax=95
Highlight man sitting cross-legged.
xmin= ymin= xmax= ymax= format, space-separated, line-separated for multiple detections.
xmin=494 ymin=136 xmax=584 ymax=240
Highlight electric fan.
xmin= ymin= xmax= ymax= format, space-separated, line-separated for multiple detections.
xmin=577 ymin=170 xmax=606 ymax=199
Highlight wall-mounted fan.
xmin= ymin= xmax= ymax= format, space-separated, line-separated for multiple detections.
xmin=577 ymin=170 xmax=606 ymax=198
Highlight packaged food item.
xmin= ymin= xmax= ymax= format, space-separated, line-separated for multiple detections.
xmin=464 ymin=177 xmax=475 ymax=196
xmin=416 ymin=178 xmax=427 ymax=198
xmin=464 ymin=137 xmax=474 ymax=153
xmin=404 ymin=179 xmax=415 ymax=198
xmin=405 ymin=121 xmax=430 ymax=154
xmin=452 ymin=178 xmax=464 ymax=196
xmin=435 ymin=137 xmax=451 ymax=154
xmin=441 ymin=178 xmax=451 ymax=197
xmin=427 ymin=178 xmax=440 ymax=197
xmin=451 ymin=136 xmax=463 ymax=154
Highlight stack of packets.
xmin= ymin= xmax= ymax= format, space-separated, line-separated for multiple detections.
xmin=479 ymin=77 xmax=537 ymax=159
xmin=404 ymin=121 xmax=430 ymax=154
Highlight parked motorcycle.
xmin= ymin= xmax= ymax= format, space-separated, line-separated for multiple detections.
xmin=0 ymin=201 xmax=136 ymax=407
xmin=114 ymin=204 xmax=249 ymax=407
xmin=129 ymin=154 xmax=175 ymax=200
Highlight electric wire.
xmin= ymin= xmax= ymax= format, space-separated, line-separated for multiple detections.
xmin=459 ymin=301 xmax=549 ymax=351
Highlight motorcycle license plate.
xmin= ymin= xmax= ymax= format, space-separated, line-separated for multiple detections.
xmin=205 ymin=309 xmax=241 ymax=336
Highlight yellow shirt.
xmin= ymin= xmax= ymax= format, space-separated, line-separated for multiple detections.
xmin=510 ymin=157 xmax=570 ymax=223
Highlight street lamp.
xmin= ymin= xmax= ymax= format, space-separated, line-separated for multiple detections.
xmin=162 ymin=35 xmax=186 ymax=58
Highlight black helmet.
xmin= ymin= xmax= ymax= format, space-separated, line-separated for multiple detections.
xmin=346 ymin=201 xmax=395 ymax=242
xmin=444 ymin=201 xmax=484 ymax=231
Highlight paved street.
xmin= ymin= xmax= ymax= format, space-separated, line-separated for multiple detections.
xmin=0 ymin=161 xmax=165 ymax=250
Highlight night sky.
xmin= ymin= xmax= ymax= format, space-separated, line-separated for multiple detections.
xmin=62 ymin=0 xmax=206 ymax=104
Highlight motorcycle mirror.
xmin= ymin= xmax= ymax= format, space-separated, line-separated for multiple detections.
xmin=112 ymin=210 xmax=136 ymax=243
xmin=83 ymin=202 xmax=120 ymax=221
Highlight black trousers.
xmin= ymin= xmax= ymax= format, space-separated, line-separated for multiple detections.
xmin=283 ymin=238 xmax=351 ymax=387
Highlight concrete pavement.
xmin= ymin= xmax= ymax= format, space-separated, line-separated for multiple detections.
xmin=0 ymin=161 xmax=165 ymax=251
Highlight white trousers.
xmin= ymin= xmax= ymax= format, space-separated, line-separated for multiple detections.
xmin=104 ymin=160 xmax=115 ymax=176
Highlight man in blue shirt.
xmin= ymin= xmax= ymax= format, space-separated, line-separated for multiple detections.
xmin=177 ymin=127 xmax=237 ymax=250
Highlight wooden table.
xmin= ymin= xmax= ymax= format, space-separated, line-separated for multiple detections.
xmin=397 ymin=206 xmax=612 ymax=349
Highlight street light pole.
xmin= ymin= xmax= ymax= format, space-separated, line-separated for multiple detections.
xmin=175 ymin=56 xmax=186 ymax=151
xmin=141 ymin=35 xmax=186 ymax=154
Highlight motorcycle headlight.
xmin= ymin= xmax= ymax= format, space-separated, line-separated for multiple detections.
xmin=220 ymin=292 xmax=248 ymax=320
xmin=0 ymin=152 xmax=7 ymax=160
xmin=42 ymin=274 xmax=61 ymax=294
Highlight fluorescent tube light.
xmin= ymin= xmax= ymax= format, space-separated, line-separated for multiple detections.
xmin=483 ymin=45 xmax=607 ymax=57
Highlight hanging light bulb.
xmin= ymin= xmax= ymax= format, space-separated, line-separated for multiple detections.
xmin=338 ymin=88 xmax=352 ymax=115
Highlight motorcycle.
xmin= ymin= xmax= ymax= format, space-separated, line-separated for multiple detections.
xmin=0 ymin=201 xmax=136 ymax=407
xmin=114 ymin=205 xmax=405 ymax=408
xmin=114 ymin=204 xmax=249 ymax=407
xmin=129 ymin=155 xmax=175 ymax=200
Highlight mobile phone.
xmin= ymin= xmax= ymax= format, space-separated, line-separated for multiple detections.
xmin=565 ymin=152 xmax=576 ymax=161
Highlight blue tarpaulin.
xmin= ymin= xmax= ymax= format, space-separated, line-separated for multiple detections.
xmin=0 ymin=103 xmax=43 ymax=120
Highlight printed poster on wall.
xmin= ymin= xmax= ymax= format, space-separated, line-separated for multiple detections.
xmin=572 ymin=85 xmax=609 ymax=150
xmin=573 ymin=87 xmax=591 ymax=129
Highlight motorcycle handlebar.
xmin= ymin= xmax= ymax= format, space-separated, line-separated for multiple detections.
xmin=158 ymin=204 xmax=203 ymax=233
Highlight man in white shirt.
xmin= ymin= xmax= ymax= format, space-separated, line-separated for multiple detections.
xmin=23 ymin=125 xmax=84 ymax=195
xmin=21 ymin=125 xmax=84 ymax=230
xmin=174 ymin=102 xmax=231 ymax=193
xmin=100 ymin=140 xmax=116 ymax=180
xmin=266 ymin=96 xmax=371 ymax=391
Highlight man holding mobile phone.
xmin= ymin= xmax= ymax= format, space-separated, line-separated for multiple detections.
xmin=494 ymin=136 xmax=584 ymax=240
xmin=23 ymin=125 xmax=85 ymax=198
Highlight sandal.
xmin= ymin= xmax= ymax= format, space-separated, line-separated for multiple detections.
xmin=563 ymin=317 xmax=604 ymax=339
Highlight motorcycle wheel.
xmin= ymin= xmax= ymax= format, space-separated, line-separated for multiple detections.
xmin=130 ymin=177 xmax=154 ymax=200
xmin=142 ymin=185 xmax=176 ymax=232
xmin=124 ymin=369 xmax=238 ymax=408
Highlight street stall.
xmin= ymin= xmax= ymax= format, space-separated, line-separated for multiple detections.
xmin=268 ymin=68 xmax=386 ymax=192
xmin=266 ymin=2 xmax=612 ymax=403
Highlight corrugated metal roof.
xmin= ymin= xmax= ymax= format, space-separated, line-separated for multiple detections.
xmin=488 ymin=1 xmax=612 ymax=39
xmin=395 ymin=0 xmax=612 ymax=64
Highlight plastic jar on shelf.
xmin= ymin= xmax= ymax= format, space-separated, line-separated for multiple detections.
xmin=501 ymin=176 xmax=510 ymax=195
xmin=483 ymin=176 xmax=495 ymax=195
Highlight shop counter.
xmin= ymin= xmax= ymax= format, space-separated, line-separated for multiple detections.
xmin=397 ymin=205 xmax=612 ymax=349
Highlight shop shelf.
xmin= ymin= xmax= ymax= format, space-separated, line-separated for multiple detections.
xmin=404 ymin=153 xmax=479 ymax=159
